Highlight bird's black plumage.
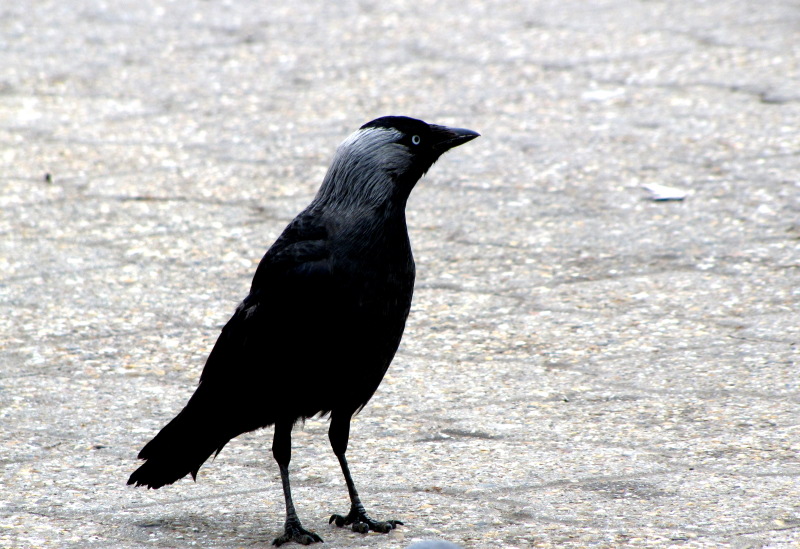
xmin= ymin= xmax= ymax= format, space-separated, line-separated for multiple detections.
xmin=128 ymin=116 xmax=479 ymax=545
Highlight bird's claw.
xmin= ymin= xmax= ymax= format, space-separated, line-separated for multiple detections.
xmin=272 ymin=520 xmax=323 ymax=546
xmin=329 ymin=509 xmax=402 ymax=534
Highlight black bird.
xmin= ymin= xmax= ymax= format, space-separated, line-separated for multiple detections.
xmin=128 ymin=116 xmax=479 ymax=546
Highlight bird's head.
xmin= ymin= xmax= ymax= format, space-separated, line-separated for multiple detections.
xmin=315 ymin=116 xmax=480 ymax=210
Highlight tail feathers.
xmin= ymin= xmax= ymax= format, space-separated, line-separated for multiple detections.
xmin=127 ymin=406 xmax=230 ymax=489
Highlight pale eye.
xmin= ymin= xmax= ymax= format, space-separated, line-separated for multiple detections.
xmin=411 ymin=135 xmax=421 ymax=145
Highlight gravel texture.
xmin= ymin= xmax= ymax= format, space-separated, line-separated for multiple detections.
xmin=1 ymin=1 xmax=799 ymax=548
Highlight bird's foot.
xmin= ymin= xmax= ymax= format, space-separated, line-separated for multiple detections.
xmin=329 ymin=506 xmax=403 ymax=534
xmin=272 ymin=519 xmax=323 ymax=546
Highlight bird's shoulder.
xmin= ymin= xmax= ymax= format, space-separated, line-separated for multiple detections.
xmin=199 ymin=213 xmax=335 ymax=382
xmin=250 ymin=211 xmax=332 ymax=290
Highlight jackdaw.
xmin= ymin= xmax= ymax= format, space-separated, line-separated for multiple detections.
xmin=128 ymin=116 xmax=479 ymax=546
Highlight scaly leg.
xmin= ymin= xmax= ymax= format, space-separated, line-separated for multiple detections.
xmin=327 ymin=413 xmax=403 ymax=534
xmin=271 ymin=420 xmax=322 ymax=546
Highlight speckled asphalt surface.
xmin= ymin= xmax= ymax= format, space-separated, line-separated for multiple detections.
xmin=2 ymin=1 xmax=799 ymax=548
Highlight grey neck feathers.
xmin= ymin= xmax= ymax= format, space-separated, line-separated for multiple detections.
xmin=312 ymin=127 xmax=414 ymax=214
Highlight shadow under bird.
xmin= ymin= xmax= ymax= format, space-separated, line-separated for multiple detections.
xmin=128 ymin=116 xmax=479 ymax=546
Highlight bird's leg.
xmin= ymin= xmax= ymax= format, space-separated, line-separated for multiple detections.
xmin=327 ymin=413 xmax=403 ymax=534
xmin=271 ymin=420 xmax=322 ymax=547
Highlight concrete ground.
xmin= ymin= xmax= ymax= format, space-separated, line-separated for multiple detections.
xmin=1 ymin=0 xmax=799 ymax=547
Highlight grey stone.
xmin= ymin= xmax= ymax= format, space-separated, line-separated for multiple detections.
xmin=407 ymin=541 xmax=464 ymax=549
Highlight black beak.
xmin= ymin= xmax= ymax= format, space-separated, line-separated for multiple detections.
xmin=429 ymin=124 xmax=481 ymax=153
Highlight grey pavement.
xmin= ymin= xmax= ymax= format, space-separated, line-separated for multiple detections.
xmin=2 ymin=0 xmax=799 ymax=547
